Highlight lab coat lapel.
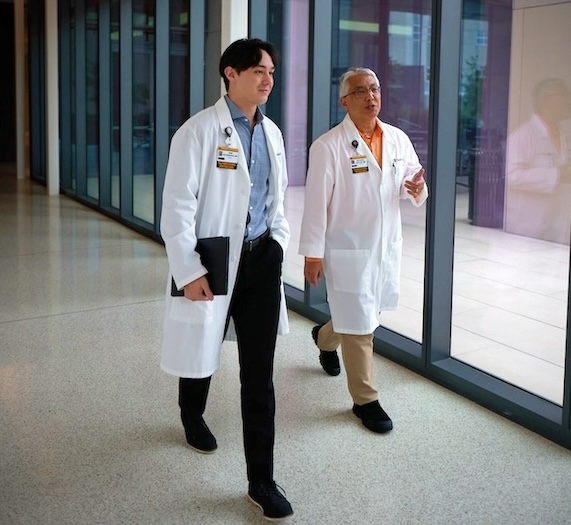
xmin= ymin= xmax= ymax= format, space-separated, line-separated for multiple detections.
xmin=381 ymin=125 xmax=397 ymax=175
xmin=214 ymin=98 xmax=250 ymax=177
xmin=341 ymin=115 xmax=382 ymax=175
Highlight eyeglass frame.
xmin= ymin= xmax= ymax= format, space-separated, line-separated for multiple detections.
xmin=341 ymin=85 xmax=381 ymax=99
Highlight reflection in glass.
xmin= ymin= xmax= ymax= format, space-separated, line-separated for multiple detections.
xmin=86 ymin=1 xmax=99 ymax=200
xmin=505 ymin=79 xmax=571 ymax=244
xmin=132 ymin=2 xmax=155 ymax=224
xmin=269 ymin=0 xmax=311 ymax=290
xmin=451 ymin=0 xmax=569 ymax=405
xmin=169 ymin=1 xmax=189 ymax=138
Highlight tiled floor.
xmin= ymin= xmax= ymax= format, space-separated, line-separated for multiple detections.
xmin=1 ymin=165 xmax=570 ymax=524
xmin=283 ymin=185 xmax=569 ymax=405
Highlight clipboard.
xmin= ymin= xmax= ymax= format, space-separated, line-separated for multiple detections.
xmin=171 ymin=236 xmax=230 ymax=296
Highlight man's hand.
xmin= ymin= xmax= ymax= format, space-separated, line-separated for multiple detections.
xmin=184 ymin=276 xmax=214 ymax=301
xmin=404 ymin=168 xmax=426 ymax=199
xmin=304 ymin=258 xmax=323 ymax=286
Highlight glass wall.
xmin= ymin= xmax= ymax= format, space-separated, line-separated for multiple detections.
xmin=268 ymin=0 xmax=311 ymax=292
xmin=86 ymin=0 xmax=100 ymax=200
xmin=132 ymin=2 xmax=155 ymax=224
xmin=274 ymin=0 xmax=431 ymax=344
xmin=451 ymin=0 xmax=571 ymax=406
xmin=267 ymin=0 xmax=570 ymax=447
xmin=332 ymin=1 xmax=431 ymax=343
xmin=58 ymin=0 xmax=200 ymax=238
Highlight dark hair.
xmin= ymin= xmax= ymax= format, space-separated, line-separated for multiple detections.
xmin=219 ymin=38 xmax=278 ymax=90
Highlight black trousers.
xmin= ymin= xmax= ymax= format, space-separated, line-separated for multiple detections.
xmin=179 ymin=234 xmax=283 ymax=482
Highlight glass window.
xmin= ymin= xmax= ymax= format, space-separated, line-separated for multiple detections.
xmin=132 ymin=2 xmax=155 ymax=224
xmin=268 ymin=0 xmax=311 ymax=291
xmin=86 ymin=0 xmax=99 ymax=200
xmin=110 ymin=0 xmax=120 ymax=209
xmin=329 ymin=0 xmax=432 ymax=343
xmin=451 ymin=0 xmax=570 ymax=405
xmin=169 ymin=1 xmax=190 ymax=137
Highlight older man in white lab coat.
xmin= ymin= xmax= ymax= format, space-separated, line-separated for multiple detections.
xmin=160 ymin=39 xmax=292 ymax=520
xmin=299 ymin=67 xmax=428 ymax=434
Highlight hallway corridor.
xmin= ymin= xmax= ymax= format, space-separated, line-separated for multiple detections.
xmin=1 ymin=165 xmax=570 ymax=524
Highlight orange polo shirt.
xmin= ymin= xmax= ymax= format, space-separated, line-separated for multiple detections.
xmin=358 ymin=120 xmax=383 ymax=167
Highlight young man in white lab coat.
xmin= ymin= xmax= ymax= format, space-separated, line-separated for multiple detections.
xmin=299 ymin=67 xmax=428 ymax=434
xmin=160 ymin=39 xmax=292 ymax=520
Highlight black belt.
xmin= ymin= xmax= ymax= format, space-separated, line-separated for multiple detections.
xmin=242 ymin=229 xmax=270 ymax=252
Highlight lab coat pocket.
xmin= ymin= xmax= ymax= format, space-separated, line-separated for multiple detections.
xmin=168 ymin=297 xmax=214 ymax=324
xmin=328 ymin=249 xmax=371 ymax=293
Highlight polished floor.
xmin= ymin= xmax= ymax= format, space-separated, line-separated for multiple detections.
xmin=1 ymin=166 xmax=571 ymax=524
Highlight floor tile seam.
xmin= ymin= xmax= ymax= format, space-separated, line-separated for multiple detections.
xmin=0 ymin=298 xmax=165 ymax=326
xmin=453 ymin=326 xmax=564 ymax=369
xmin=0 ymin=242 xmax=158 ymax=260
xmin=453 ymin=291 xmax=568 ymax=324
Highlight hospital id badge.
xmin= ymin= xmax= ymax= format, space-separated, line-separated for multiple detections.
xmin=350 ymin=155 xmax=368 ymax=173
xmin=217 ymin=146 xmax=239 ymax=169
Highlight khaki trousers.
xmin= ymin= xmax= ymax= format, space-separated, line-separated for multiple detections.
xmin=316 ymin=320 xmax=378 ymax=405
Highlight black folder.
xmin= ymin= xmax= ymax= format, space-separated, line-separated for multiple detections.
xmin=171 ymin=236 xmax=230 ymax=296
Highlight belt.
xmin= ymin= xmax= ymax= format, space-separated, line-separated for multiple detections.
xmin=242 ymin=229 xmax=270 ymax=252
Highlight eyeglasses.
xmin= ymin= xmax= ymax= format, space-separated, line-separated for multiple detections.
xmin=342 ymin=85 xmax=381 ymax=99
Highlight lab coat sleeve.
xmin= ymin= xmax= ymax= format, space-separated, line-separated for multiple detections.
xmin=299 ymin=139 xmax=336 ymax=258
xmin=506 ymin=125 xmax=559 ymax=194
xmin=397 ymin=131 xmax=428 ymax=207
xmin=160 ymin=124 xmax=207 ymax=288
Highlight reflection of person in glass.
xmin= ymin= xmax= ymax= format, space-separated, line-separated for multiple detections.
xmin=506 ymin=78 xmax=571 ymax=244
xmin=299 ymin=68 xmax=428 ymax=434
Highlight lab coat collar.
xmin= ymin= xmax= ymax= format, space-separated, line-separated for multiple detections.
xmin=342 ymin=114 xmax=392 ymax=171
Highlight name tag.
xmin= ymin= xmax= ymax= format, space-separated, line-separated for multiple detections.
xmin=217 ymin=146 xmax=239 ymax=169
xmin=350 ymin=155 xmax=368 ymax=173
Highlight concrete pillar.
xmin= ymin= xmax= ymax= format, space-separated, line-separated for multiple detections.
xmin=220 ymin=0 xmax=248 ymax=93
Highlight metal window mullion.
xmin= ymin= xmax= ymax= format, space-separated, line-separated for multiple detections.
xmin=423 ymin=0 xmax=461 ymax=366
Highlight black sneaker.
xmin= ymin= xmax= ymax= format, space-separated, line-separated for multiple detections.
xmin=352 ymin=400 xmax=393 ymax=434
xmin=312 ymin=324 xmax=341 ymax=376
xmin=248 ymin=480 xmax=293 ymax=521
xmin=183 ymin=415 xmax=217 ymax=453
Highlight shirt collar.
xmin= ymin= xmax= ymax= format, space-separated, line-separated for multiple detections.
xmin=224 ymin=95 xmax=264 ymax=124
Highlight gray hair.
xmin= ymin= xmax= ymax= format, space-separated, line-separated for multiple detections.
xmin=339 ymin=67 xmax=380 ymax=97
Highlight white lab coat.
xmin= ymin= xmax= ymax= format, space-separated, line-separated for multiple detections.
xmin=505 ymin=114 xmax=571 ymax=244
xmin=299 ymin=115 xmax=427 ymax=335
xmin=160 ymin=97 xmax=290 ymax=378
